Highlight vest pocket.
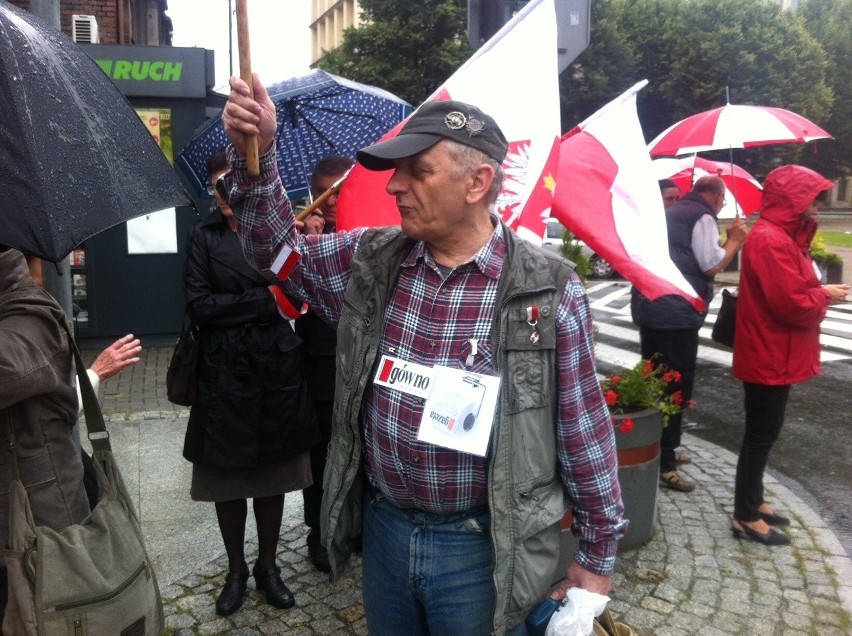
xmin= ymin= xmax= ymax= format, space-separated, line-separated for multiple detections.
xmin=503 ymin=302 xmax=556 ymax=414
xmin=504 ymin=347 xmax=554 ymax=413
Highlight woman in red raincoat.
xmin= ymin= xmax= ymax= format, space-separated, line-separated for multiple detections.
xmin=731 ymin=165 xmax=849 ymax=545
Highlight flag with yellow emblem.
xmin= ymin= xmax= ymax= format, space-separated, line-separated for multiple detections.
xmin=336 ymin=0 xmax=560 ymax=242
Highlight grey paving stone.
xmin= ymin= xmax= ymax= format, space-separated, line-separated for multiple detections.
xmin=781 ymin=605 xmax=813 ymax=630
xmin=165 ymin=612 xmax=197 ymax=630
xmin=711 ymin=609 xmax=746 ymax=632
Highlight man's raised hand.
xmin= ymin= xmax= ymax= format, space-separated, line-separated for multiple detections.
xmin=222 ymin=73 xmax=277 ymax=157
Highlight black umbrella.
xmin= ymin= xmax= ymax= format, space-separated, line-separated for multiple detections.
xmin=0 ymin=1 xmax=189 ymax=262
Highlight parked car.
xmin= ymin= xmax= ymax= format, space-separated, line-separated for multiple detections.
xmin=542 ymin=219 xmax=616 ymax=279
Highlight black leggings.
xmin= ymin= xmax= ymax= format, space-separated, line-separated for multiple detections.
xmin=734 ymin=382 xmax=791 ymax=521
xmin=215 ymin=495 xmax=285 ymax=574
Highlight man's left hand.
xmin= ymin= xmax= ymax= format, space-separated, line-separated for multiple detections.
xmin=549 ymin=560 xmax=612 ymax=600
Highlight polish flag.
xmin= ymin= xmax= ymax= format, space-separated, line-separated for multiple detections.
xmin=336 ymin=0 xmax=560 ymax=244
xmin=270 ymin=245 xmax=308 ymax=318
xmin=271 ymin=244 xmax=300 ymax=281
xmin=552 ymin=81 xmax=706 ymax=311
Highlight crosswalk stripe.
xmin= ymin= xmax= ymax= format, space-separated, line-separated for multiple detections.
xmin=589 ymin=283 xmax=851 ymax=364
xmin=595 ymin=321 xmax=735 ymax=366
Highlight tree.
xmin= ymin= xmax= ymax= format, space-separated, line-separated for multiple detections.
xmin=800 ymin=0 xmax=851 ymax=177
xmin=318 ymin=0 xmax=472 ymax=105
xmin=558 ymin=0 xmax=837 ymax=176
xmin=558 ymin=0 xmax=640 ymax=131
xmin=659 ymin=0 xmax=832 ymax=177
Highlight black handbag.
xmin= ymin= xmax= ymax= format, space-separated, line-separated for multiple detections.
xmin=711 ymin=288 xmax=738 ymax=348
xmin=166 ymin=323 xmax=201 ymax=406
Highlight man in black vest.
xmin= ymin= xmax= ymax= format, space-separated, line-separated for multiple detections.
xmin=298 ymin=155 xmax=354 ymax=573
xmin=631 ymin=176 xmax=746 ymax=492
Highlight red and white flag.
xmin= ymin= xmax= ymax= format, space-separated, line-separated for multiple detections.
xmin=336 ymin=0 xmax=560 ymax=243
xmin=552 ymin=81 xmax=706 ymax=311
xmin=270 ymin=245 xmax=309 ymax=318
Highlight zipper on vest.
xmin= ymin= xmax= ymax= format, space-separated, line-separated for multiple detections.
xmin=519 ymin=476 xmax=558 ymax=502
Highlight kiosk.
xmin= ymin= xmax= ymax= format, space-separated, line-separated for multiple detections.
xmin=73 ymin=44 xmax=223 ymax=343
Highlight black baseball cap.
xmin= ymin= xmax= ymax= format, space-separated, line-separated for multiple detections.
xmin=357 ymin=100 xmax=508 ymax=171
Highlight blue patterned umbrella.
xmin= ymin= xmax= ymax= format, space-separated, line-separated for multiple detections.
xmin=176 ymin=69 xmax=412 ymax=200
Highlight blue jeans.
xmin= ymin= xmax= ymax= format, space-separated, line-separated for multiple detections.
xmin=362 ymin=490 xmax=495 ymax=635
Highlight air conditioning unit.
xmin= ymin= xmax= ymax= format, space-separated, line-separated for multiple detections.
xmin=72 ymin=15 xmax=100 ymax=44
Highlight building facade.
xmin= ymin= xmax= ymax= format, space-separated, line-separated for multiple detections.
xmin=309 ymin=0 xmax=362 ymax=66
xmin=8 ymin=0 xmax=171 ymax=45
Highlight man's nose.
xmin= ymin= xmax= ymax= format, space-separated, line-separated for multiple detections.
xmin=386 ymin=169 xmax=406 ymax=195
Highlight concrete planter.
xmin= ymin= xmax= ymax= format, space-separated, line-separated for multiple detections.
xmin=826 ymin=262 xmax=843 ymax=284
xmin=558 ymin=408 xmax=663 ymax=570
xmin=611 ymin=408 xmax=663 ymax=549
xmin=817 ymin=261 xmax=844 ymax=284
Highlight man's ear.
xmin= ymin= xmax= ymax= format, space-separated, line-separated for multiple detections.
xmin=466 ymin=164 xmax=496 ymax=205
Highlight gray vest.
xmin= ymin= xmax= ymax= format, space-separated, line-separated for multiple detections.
xmin=320 ymin=225 xmax=577 ymax=633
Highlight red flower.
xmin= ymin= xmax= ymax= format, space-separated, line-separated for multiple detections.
xmin=619 ymin=418 xmax=635 ymax=434
xmin=642 ymin=361 xmax=655 ymax=375
xmin=687 ymin=400 xmax=696 ymax=410
xmin=671 ymin=390 xmax=683 ymax=406
xmin=609 ymin=375 xmax=621 ymax=385
xmin=605 ymin=390 xmax=618 ymax=407
xmin=663 ymin=370 xmax=682 ymax=384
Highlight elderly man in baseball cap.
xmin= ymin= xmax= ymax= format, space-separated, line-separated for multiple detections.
xmin=221 ymin=75 xmax=625 ymax=635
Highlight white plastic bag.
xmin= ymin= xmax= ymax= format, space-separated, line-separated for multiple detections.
xmin=544 ymin=588 xmax=610 ymax=636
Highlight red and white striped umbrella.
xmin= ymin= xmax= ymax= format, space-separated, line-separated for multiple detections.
xmin=652 ymin=157 xmax=763 ymax=217
xmin=648 ymin=104 xmax=832 ymax=157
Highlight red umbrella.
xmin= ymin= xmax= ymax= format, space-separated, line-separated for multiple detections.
xmin=652 ymin=157 xmax=763 ymax=216
xmin=648 ymin=104 xmax=832 ymax=157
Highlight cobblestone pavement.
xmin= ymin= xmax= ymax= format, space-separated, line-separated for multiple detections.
xmin=83 ymin=348 xmax=852 ymax=635
xmin=149 ymin=434 xmax=850 ymax=636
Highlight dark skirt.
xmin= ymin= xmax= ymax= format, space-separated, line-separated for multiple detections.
xmin=190 ymin=450 xmax=312 ymax=502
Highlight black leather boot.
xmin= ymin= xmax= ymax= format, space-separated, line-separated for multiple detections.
xmin=215 ymin=570 xmax=249 ymax=616
xmin=252 ymin=563 xmax=295 ymax=609
xmin=307 ymin=529 xmax=331 ymax=574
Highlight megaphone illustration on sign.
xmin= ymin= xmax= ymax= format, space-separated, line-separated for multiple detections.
xmin=428 ymin=375 xmax=487 ymax=437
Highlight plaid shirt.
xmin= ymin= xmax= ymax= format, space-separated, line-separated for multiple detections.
xmin=226 ymin=148 xmax=625 ymax=575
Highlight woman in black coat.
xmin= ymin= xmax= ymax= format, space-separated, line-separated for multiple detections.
xmin=183 ymin=150 xmax=318 ymax=616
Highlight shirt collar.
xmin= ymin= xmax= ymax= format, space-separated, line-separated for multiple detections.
xmin=401 ymin=217 xmax=506 ymax=280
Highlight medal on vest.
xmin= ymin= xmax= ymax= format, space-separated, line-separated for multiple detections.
xmin=526 ymin=305 xmax=540 ymax=344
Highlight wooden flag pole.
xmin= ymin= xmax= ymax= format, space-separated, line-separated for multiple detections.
xmin=295 ymin=183 xmax=343 ymax=222
xmin=294 ymin=169 xmax=351 ymax=222
xmin=236 ymin=0 xmax=259 ymax=175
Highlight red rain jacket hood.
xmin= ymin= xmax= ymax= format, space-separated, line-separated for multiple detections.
xmin=759 ymin=164 xmax=834 ymax=251
xmin=732 ymin=165 xmax=834 ymax=385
